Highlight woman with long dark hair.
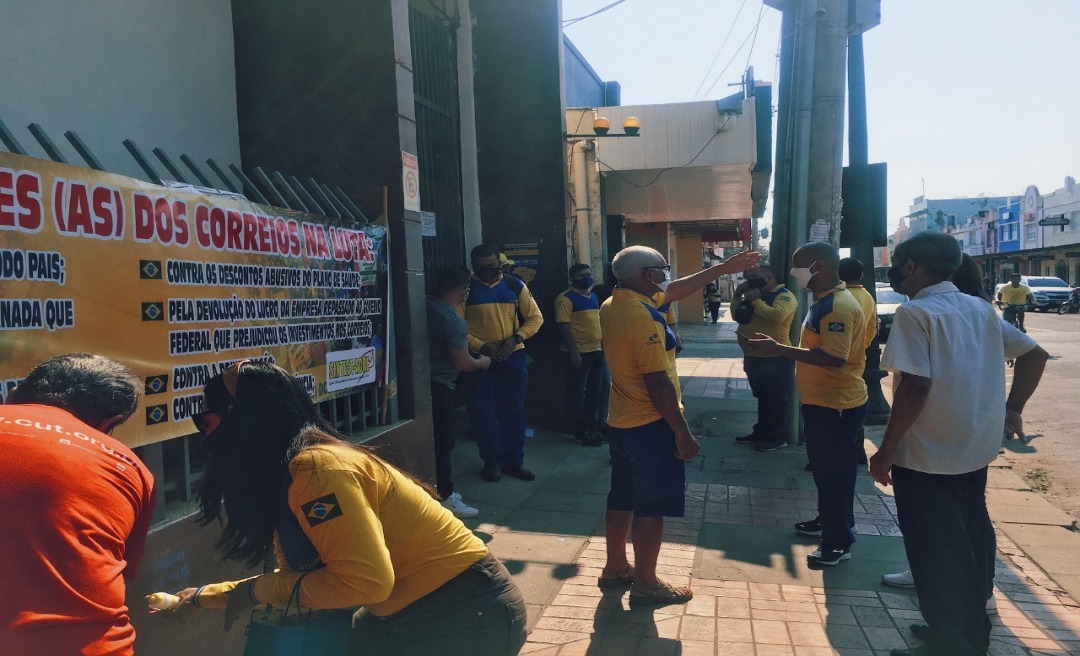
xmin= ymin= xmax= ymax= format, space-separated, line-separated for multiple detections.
xmin=163 ymin=360 xmax=527 ymax=655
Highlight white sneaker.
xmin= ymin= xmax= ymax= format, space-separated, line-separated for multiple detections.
xmin=986 ymin=596 xmax=998 ymax=614
xmin=442 ymin=492 xmax=479 ymax=518
xmin=882 ymin=569 xmax=915 ymax=588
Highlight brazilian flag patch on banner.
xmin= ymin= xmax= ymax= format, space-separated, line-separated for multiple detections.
xmin=301 ymin=493 xmax=344 ymax=527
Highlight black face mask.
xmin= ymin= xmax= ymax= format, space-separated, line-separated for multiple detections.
xmin=474 ymin=266 xmax=501 ymax=282
xmin=747 ymin=277 xmax=768 ymax=290
xmin=887 ymin=264 xmax=908 ymax=291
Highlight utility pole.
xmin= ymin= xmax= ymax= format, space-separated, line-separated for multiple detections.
xmin=847 ymin=13 xmax=890 ymax=424
xmin=765 ymin=0 xmax=852 ymax=443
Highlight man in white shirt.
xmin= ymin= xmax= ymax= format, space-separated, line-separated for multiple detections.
xmin=870 ymin=232 xmax=1048 ymax=656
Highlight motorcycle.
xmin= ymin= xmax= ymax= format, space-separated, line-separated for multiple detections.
xmin=1057 ymin=288 xmax=1080 ymax=314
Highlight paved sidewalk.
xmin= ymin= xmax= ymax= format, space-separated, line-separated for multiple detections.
xmin=447 ymin=311 xmax=1080 ymax=655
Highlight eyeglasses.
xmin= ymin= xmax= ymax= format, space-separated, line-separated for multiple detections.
xmin=642 ymin=264 xmax=671 ymax=272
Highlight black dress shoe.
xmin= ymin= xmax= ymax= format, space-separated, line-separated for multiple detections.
xmin=481 ymin=465 xmax=501 ymax=482
xmin=501 ymin=465 xmax=535 ymax=481
xmin=908 ymin=624 xmax=933 ymax=641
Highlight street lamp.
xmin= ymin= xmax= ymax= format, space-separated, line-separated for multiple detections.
xmin=565 ymin=116 xmax=641 ymax=139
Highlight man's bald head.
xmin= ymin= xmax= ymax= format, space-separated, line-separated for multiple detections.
xmin=793 ymin=242 xmax=839 ymax=269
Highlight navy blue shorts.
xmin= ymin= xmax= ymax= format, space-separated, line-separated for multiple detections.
xmin=607 ymin=419 xmax=686 ymax=517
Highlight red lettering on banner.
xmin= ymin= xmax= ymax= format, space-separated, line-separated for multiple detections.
xmin=241 ymin=212 xmax=259 ymax=250
xmin=225 ymin=210 xmax=243 ymax=250
xmin=329 ymin=226 xmax=376 ymax=263
xmin=302 ymin=222 xmax=330 ymax=260
xmin=193 ymin=203 xmax=303 ymax=256
xmin=53 ymin=179 xmax=123 ymax=239
xmin=133 ymin=193 xmax=154 ymax=240
xmin=0 ymin=168 xmax=43 ymax=232
xmin=284 ymin=218 xmax=302 ymax=256
xmin=132 ymin=193 xmax=190 ymax=245
xmin=91 ymin=186 xmax=124 ymax=238
xmin=171 ymin=200 xmax=190 ymax=245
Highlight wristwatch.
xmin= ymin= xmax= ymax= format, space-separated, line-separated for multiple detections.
xmin=512 ymin=333 xmax=524 ymax=344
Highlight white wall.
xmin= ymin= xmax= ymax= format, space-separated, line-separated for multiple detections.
xmin=0 ymin=1 xmax=240 ymax=182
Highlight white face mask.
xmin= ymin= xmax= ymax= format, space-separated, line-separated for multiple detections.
xmin=789 ymin=263 xmax=817 ymax=289
xmin=655 ymin=268 xmax=672 ymax=292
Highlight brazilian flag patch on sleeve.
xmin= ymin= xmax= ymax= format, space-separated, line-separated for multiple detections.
xmin=828 ymin=322 xmax=845 ymax=333
xmin=301 ymin=493 xmax=344 ymax=527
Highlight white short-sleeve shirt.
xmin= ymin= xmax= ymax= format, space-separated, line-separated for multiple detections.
xmin=881 ymin=281 xmax=1037 ymax=474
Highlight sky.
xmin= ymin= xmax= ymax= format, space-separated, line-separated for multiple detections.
xmin=561 ymin=0 xmax=1080 ymax=234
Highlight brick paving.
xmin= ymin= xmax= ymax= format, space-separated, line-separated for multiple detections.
xmin=521 ymin=506 xmax=1080 ymax=655
xmin=491 ymin=319 xmax=1080 ymax=655
xmin=518 ymin=321 xmax=1080 ymax=655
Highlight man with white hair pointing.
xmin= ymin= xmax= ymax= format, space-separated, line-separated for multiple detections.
xmin=597 ymin=246 xmax=759 ymax=607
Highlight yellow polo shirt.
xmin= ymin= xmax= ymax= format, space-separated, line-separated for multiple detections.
xmin=846 ymin=284 xmax=878 ymax=350
xmin=733 ymin=286 xmax=798 ymax=356
xmin=555 ymin=288 xmax=602 ymax=353
xmin=795 ymin=284 xmax=868 ymax=410
xmin=600 ymin=288 xmax=681 ymax=428
xmin=998 ymin=284 xmax=1032 ymax=306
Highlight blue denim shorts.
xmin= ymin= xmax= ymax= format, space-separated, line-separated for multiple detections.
xmin=607 ymin=419 xmax=686 ymax=517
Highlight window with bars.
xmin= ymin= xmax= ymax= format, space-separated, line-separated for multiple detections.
xmin=409 ymin=4 xmax=466 ymax=286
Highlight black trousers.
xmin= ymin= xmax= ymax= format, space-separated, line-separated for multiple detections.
xmin=894 ymin=465 xmax=993 ymax=656
xmin=742 ymin=356 xmax=794 ymax=442
xmin=351 ymin=552 xmax=527 ymax=656
xmin=430 ymin=381 xmax=458 ymax=498
xmin=707 ymin=301 xmax=721 ymax=322
xmin=565 ymin=350 xmax=605 ymax=436
xmin=803 ymin=403 xmax=866 ymax=551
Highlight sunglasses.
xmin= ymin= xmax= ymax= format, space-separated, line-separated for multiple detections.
xmin=191 ymin=359 xmax=249 ymax=436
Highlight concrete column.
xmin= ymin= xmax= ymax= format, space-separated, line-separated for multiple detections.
xmin=806 ymin=0 xmax=849 ymax=245
xmin=570 ymin=139 xmax=592 ymax=266
xmin=674 ymin=234 xmax=704 ymax=324
xmin=456 ymin=0 xmax=483 ymax=252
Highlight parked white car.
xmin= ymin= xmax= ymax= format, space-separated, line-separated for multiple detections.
xmin=874 ymin=286 xmax=906 ymax=341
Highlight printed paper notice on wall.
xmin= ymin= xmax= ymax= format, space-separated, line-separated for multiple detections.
xmin=421 ymin=210 xmax=436 ymax=237
xmin=326 ymin=347 xmax=377 ymax=392
xmin=402 ymin=151 xmax=420 ymax=212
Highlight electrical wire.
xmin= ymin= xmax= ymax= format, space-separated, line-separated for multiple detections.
xmin=699 ymin=8 xmax=769 ymax=100
xmin=691 ymin=0 xmax=750 ymax=101
xmin=742 ymin=3 xmax=768 ymax=84
xmin=563 ymin=0 xmax=629 ymax=27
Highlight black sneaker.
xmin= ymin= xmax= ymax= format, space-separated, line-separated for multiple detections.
xmin=756 ymin=440 xmax=788 ymax=452
xmin=501 ymin=465 xmax=536 ymax=481
xmin=807 ymin=546 xmax=851 ymax=566
xmin=735 ymin=433 xmax=764 ymax=443
xmin=481 ymin=465 xmax=501 ymax=482
xmin=794 ymin=519 xmax=822 ymax=537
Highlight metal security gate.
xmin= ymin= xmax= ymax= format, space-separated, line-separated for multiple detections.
xmin=409 ymin=4 xmax=466 ymax=283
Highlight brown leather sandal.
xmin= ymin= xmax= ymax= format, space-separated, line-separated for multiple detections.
xmin=597 ymin=566 xmax=635 ymax=588
xmin=628 ymin=580 xmax=694 ymax=607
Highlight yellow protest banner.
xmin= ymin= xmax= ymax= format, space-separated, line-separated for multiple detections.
xmin=0 ymin=152 xmax=388 ymax=447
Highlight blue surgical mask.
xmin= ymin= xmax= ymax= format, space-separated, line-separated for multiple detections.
xmin=573 ymin=276 xmax=594 ymax=290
